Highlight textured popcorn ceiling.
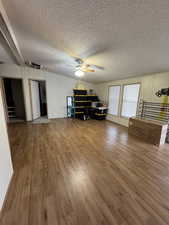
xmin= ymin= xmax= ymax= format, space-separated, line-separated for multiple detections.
xmin=2 ymin=0 xmax=169 ymax=83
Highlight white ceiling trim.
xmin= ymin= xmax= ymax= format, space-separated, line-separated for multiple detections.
xmin=0 ymin=0 xmax=24 ymax=65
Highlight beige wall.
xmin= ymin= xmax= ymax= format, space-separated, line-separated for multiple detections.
xmin=95 ymin=72 xmax=169 ymax=127
xmin=0 ymin=64 xmax=95 ymax=121
xmin=0 ymin=79 xmax=13 ymax=210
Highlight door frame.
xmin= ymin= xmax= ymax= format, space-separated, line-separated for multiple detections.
xmin=0 ymin=78 xmax=9 ymax=122
xmin=29 ymin=79 xmax=49 ymax=121
xmin=0 ymin=77 xmax=27 ymax=122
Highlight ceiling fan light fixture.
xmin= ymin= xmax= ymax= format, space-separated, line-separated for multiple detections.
xmin=75 ymin=70 xmax=85 ymax=77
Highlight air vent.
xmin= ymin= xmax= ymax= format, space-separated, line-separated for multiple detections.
xmin=25 ymin=61 xmax=42 ymax=69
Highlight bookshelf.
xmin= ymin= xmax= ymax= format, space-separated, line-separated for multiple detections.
xmin=73 ymin=89 xmax=98 ymax=119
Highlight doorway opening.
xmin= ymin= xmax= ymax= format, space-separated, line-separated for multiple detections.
xmin=30 ymin=80 xmax=48 ymax=122
xmin=3 ymin=78 xmax=26 ymax=123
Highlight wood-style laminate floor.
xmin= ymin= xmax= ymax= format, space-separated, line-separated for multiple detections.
xmin=1 ymin=119 xmax=169 ymax=225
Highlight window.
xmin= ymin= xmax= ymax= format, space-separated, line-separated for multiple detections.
xmin=108 ymin=85 xmax=121 ymax=115
xmin=121 ymin=84 xmax=140 ymax=118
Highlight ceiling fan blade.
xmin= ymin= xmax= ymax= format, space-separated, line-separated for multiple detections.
xmin=63 ymin=49 xmax=84 ymax=63
xmin=55 ymin=48 xmax=88 ymax=66
xmin=83 ymin=69 xmax=95 ymax=72
xmin=90 ymin=64 xmax=104 ymax=70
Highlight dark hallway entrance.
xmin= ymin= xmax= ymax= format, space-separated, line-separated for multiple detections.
xmin=3 ymin=78 xmax=26 ymax=122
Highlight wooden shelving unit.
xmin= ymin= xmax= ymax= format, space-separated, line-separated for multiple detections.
xmin=73 ymin=89 xmax=99 ymax=119
xmin=71 ymin=89 xmax=108 ymax=120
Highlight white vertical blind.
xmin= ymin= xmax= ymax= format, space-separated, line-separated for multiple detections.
xmin=121 ymin=84 xmax=140 ymax=118
xmin=108 ymin=86 xmax=121 ymax=115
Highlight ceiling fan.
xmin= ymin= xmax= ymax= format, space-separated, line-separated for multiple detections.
xmin=70 ymin=56 xmax=104 ymax=77
xmin=25 ymin=47 xmax=105 ymax=77
xmin=25 ymin=57 xmax=104 ymax=76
